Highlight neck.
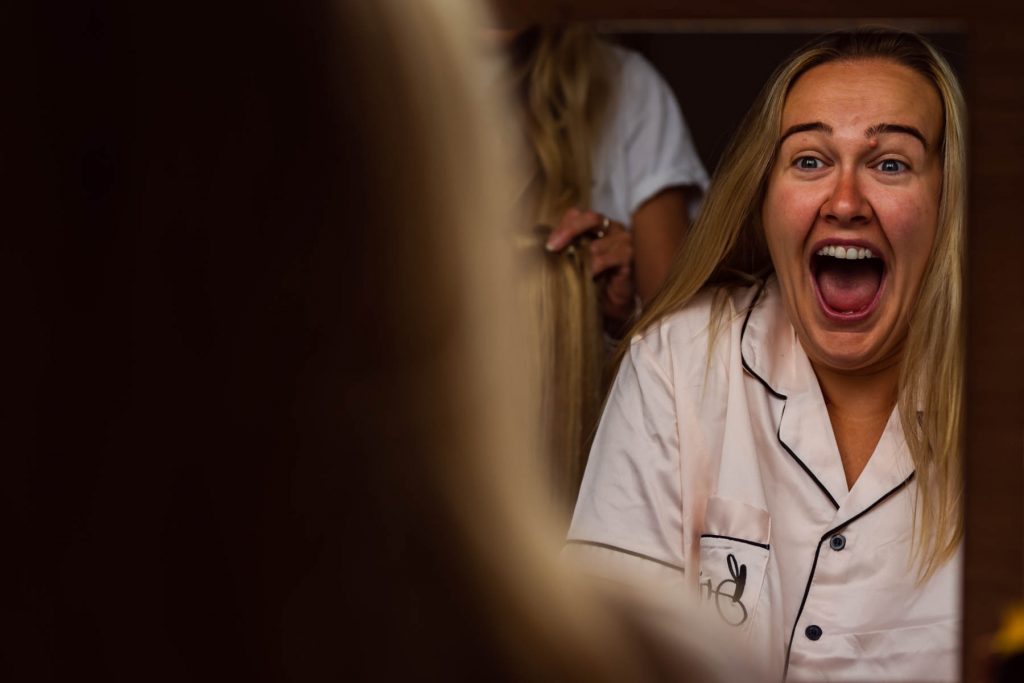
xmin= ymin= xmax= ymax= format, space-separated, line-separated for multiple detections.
xmin=813 ymin=360 xmax=900 ymax=421
xmin=812 ymin=359 xmax=901 ymax=489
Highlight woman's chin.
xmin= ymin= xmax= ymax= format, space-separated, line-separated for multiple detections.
xmin=799 ymin=326 xmax=903 ymax=376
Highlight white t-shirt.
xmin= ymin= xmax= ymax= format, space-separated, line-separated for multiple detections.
xmin=591 ymin=46 xmax=709 ymax=226
xmin=568 ymin=278 xmax=961 ymax=682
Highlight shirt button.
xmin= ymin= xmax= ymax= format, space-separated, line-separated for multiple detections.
xmin=805 ymin=624 xmax=823 ymax=641
xmin=829 ymin=534 xmax=847 ymax=551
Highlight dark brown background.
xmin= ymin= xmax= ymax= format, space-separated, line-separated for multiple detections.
xmin=498 ymin=2 xmax=1023 ymax=681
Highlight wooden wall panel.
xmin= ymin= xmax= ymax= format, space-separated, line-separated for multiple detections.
xmin=495 ymin=0 xmax=964 ymax=22
xmin=964 ymin=16 xmax=1024 ymax=683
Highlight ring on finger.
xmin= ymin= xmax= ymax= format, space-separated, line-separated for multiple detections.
xmin=595 ymin=215 xmax=611 ymax=239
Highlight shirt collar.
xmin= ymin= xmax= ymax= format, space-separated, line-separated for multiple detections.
xmin=739 ymin=276 xmax=817 ymax=400
xmin=738 ymin=276 xmax=915 ymax=513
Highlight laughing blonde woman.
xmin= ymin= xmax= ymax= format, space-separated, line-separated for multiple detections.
xmin=569 ymin=28 xmax=965 ymax=681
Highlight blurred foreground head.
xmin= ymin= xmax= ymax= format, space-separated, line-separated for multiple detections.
xmin=13 ymin=0 xmax=729 ymax=680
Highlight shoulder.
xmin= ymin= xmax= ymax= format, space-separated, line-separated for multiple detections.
xmin=630 ymin=288 xmax=720 ymax=357
xmin=603 ymin=44 xmax=668 ymax=97
xmin=625 ymin=284 xmax=759 ymax=386
xmin=600 ymin=44 xmax=679 ymax=126
xmin=593 ymin=41 xmax=709 ymax=214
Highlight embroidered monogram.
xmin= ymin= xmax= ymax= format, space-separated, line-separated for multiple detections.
xmin=700 ymin=552 xmax=749 ymax=626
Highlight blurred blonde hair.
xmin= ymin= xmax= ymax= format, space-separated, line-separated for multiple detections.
xmin=16 ymin=0 xmax=726 ymax=678
xmin=519 ymin=233 xmax=604 ymax=514
xmin=622 ymin=28 xmax=966 ymax=579
xmin=510 ymin=25 xmax=611 ymax=509
xmin=311 ymin=2 xmax=711 ymax=679
xmin=511 ymin=24 xmax=611 ymax=223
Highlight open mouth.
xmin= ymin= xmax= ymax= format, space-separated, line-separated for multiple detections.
xmin=810 ymin=244 xmax=886 ymax=320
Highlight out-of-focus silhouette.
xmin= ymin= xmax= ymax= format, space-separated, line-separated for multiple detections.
xmin=8 ymin=1 xmax=734 ymax=680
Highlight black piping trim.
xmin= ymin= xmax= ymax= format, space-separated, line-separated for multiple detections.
xmin=699 ymin=533 xmax=770 ymax=551
xmin=776 ymin=403 xmax=840 ymax=510
xmin=824 ymin=471 xmax=916 ymax=537
xmin=740 ymin=354 xmax=786 ymax=401
xmin=738 ymin=281 xmax=787 ymax=401
xmin=564 ymin=540 xmax=685 ymax=573
xmin=781 ymin=471 xmax=916 ymax=680
xmin=783 ymin=535 xmax=826 ymax=680
xmin=737 ymin=280 xmax=840 ymax=511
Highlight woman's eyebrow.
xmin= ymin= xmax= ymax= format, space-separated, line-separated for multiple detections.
xmin=778 ymin=121 xmax=930 ymax=151
xmin=864 ymin=122 xmax=929 ymax=150
xmin=779 ymin=121 xmax=833 ymax=145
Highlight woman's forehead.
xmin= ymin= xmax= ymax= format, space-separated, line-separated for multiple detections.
xmin=781 ymin=59 xmax=943 ymax=148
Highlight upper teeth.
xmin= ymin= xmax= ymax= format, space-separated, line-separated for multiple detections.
xmin=816 ymin=245 xmax=875 ymax=260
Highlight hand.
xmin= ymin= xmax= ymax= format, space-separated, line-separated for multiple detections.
xmin=546 ymin=207 xmax=635 ymax=334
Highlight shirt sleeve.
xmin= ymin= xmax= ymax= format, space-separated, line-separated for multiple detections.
xmin=617 ymin=52 xmax=709 ymax=219
xmin=567 ymin=333 xmax=686 ymax=572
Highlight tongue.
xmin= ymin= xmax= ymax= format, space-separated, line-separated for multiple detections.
xmin=817 ymin=259 xmax=882 ymax=313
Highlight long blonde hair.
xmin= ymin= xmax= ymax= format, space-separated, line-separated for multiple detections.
xmin=510 ymin=25 xmax=612 ymax=509
xmin=624 ymin=28 xmax=966 ymax=578
xmin=511 ymin=24 xmax=611 ymax=223
xmin=519 ymin=231 xmax=604 ymax=513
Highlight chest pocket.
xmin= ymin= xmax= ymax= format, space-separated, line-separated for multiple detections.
xmin=698 ymin=496 xmax=771 ymax=632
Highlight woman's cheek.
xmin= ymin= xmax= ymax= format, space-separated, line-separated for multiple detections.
xmin=775 ymin=191 xmax=819 ymax=246
xmin=878 ymin=200 xmax=937 ymax=252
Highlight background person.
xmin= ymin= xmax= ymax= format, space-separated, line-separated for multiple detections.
xmin=508 ymin=25 xmax=709 ymax=308
xmin=503 ymin=23 xmax=709 ymax=509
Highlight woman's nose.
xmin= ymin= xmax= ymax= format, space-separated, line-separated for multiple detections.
xmin=820 ymin=170 xmax=873 ymax=226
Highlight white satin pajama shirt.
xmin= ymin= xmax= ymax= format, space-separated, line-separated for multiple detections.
xmin=568 ymin=278 xmax=960 ymax=682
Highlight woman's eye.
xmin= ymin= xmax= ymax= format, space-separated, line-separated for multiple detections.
xmin=795 ymin=157 xmax=823 ymax=170
xmin=876 ymin=159 xmax=908 ymax=173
